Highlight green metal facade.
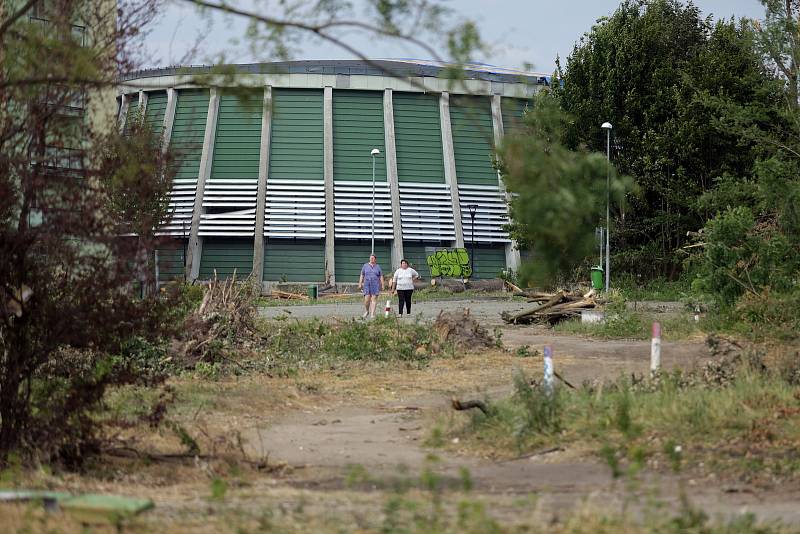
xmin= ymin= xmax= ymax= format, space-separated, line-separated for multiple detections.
xmin=156 ymin=242 xmax=185 ymax=282
xmin=472 ymin=245 xmax=506 ymax=279
xmin=263 ymin=239 xmax=325 ymax=282
xmin=211 ymin=91 xmax=263 ymax=180
xmin=450 ymin=96 xmax=496 ymax=186
xmin=501 ymin=98 xmax=528 ymax=134
xmin=171 ymin=89 xmax=209 ymax=182
xmin=333 ymin=90 xmax=386 ymax=182
xmin=269 ymin=89 xmax=324 ymax=180
xmin=123 ymin=100 xmax=139 ymax=135
xmin=144 ymin=91 xmax=168 ymax=138
xmin=393 ymin=93 xmax=444 ymax=183
xmin=123 ymin=75 xmax=540 ymax=282
xmin=199 ymin=238 xmax=253 ymax=279
xmin=334 ymin=241 xmax=391 ymax=283
xmin=401 ymin=242 xmax=434 ymax=280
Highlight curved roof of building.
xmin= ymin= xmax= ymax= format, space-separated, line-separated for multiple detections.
xmin=120 ymin=58 xmax=551 ymax=85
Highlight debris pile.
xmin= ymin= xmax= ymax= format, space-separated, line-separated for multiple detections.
xmin=170 ymin=272 xmax=259 ymax=367
xmin=433 ymin=308 xmax=496 ymax=349
xmin=501 ymin=289 xmax=598 ymax=325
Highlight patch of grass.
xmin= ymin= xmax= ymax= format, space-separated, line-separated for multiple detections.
xmin=553 ymin=312 xmax=701 ymax=340
xmin=615 ymin=274 xmax=692 ymax=302
xmin=252 ymin=316 xmax=453 ymax=376
xmin=446 ymin=356 xmax=800 ymax=481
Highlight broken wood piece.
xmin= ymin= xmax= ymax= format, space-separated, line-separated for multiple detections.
xmin=554 ymin=371 xmax=576 ymax=389
xmin=271 ymin=289 xmax=309 ymax=300
xmin=504 ymin=280 xmax=523 ymax=293
xmin=451 ymin=397 xmax=489 ymax=415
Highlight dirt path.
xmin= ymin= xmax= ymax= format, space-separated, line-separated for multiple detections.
xmin=248 ymin=330 xmax=800 ymax=526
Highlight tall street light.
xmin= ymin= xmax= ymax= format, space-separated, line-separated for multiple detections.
xmin=601 ymin=122 xmax=612 ymax=292
xmin=466 ymin=204 xmax=478 ymax=279
xmin=370 ymin=148 xmax=381 ymax=256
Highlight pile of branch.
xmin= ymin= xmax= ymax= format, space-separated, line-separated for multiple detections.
xmin=433 ymin=308 xmax=496 ymax=349
xmin=501 ymin=289 xmax=598 ymax=325
xmin=170 ymin=271 xmax=259 ymax=366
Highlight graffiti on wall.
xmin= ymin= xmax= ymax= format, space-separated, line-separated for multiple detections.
xmin=426 ymin=248 xmax=472 ymax=278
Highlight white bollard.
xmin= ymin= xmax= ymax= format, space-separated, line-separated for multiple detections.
xmin=384 ymin=299 xmax=391 ymax=318
xmin=651 ymin=322 xmax=661 ymax=375
xmin=543 ymin=345 xmax=554 ymax=392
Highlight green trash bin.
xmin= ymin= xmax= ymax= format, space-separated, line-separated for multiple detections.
xmin=307 ymin=285 xmax=318 ymax=299
xmin=590 ymin=267 xmax=604 ymax=290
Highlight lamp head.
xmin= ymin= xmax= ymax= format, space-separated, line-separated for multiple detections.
xmin=467 ymin=204 xmax=478 ymax=217
xmin=601 ymin=122 xmax=613 ymax=130
xmin=371 ymin=148 xmax=381 ymax=156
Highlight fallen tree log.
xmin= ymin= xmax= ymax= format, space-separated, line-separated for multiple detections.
xmin=501 ymin=293 xmax=597 ymax=325
xmin=451 ymin=397 xmax=489 ymax=415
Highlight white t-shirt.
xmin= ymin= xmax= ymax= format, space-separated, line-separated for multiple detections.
xmin=393 ymin=267 xmax=419 ymax=290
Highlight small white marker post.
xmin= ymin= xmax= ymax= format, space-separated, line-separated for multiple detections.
xmin=543 ymin=345 xmax=554 ymax=393
xmin=384 ymin=299 xmax=391 ymax=318
xmin=651 ymin=322 xmax=661 ymax=376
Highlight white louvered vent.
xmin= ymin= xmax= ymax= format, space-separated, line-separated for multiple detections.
xmin=458 ymin=184 xmax=510 ymax=243
xmin=265 ymin=179 xmax=326 ymax=238
xmin=334 ymin=181 xmax=393 ymax=239
xmin=399 ymin=183 xmax=456 ymax=241
xmin=199 ymin=179 xmax=258 ymax=237
xmin=158 ymin=178 xmax=196 ymax=236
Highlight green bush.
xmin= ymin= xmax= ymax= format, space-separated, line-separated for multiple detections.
xmin=255 ymin=317 xmax=452 ymax=376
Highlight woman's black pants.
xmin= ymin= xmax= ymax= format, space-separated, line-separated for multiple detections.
xmin=397 ymin=289 xmax=413 ymax=315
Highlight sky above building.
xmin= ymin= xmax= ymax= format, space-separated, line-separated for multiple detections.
xmin=143 ymin=0 xmax=766 ymax=74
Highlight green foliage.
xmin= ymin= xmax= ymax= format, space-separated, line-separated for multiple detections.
xmin=254 ymin=317 xmax=452 ymax=376
xmin=555 ymin=0 xmax=779 ymax=277
xmin=499 ymin=92 xmax=635 ymax=285
xmin=512 ymin=370 xmax=562 ymax=438
xmin=692 ymin=206 xmax=800 ymax=306
xmin=448 ymin=351 xmax=800 ymax=480
xmin=209 ymin=477 xmax=228 ymax=502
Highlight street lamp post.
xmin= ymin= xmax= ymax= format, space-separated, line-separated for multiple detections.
xmin=601 ymin=122 xmax=612 ymax=292
xmin=370 ymin=148 xmax=380 ymax=256
xmin=466 ymin=204 xmax=478 ymax=279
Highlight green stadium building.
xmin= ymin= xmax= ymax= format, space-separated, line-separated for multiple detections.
xmin=117 ymin=60 xmax=546 ymax=288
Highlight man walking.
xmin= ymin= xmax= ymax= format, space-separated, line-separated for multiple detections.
xmin=358 ymin=254 xmax=384 ymax=318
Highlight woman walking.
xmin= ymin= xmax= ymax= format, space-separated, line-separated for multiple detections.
xmin=358 ymin=254 xmax=384 ymax=319
xmin=391 ymin=259 xmax=420 ymax=316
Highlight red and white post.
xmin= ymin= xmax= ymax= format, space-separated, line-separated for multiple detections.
xmin=650 ymin=322 xmax=661 ymax=375
xmin=384 ymin=299 xmax=391 ymax=318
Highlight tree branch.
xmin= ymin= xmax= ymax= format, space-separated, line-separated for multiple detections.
xmin=0 ymin=0 xmax=38 ymax=37
xmin=179 ymin=0 xmax=474 ymax=94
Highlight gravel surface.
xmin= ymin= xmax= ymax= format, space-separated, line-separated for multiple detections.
xmin=258 ymin=298 xmax=529 ymax=326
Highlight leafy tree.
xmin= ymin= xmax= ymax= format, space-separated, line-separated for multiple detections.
xmin=499 ymin=92 xmax=635 ymax=285
xmin=554 ymin=0 xmax=778 ymax=278
xmin=0 ymin=0 xmax=174 ymax=464
xmin=691 ymin=0 xmax=800 ymax=339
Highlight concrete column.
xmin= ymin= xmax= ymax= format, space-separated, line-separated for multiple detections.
xmin=117 ymin=93 xmax=129 ymax=134
xmin=439 ymin=92 xmax=465 ymax=248
xmin=383 ymin=89 xmax=404 ymax=270
xmin=161 ymin=88 xmax=177 ymax=154
xmin=252 ymin=86 xmax=272 ymax=288
xmin=186 ymin=88 xmax=220 ymax=281
xmin=138 ymin=91 xmax=148 ymax=120
xmin=323 ymin=86 xmax=336 ymax=285
xmin=491 ymin=94 xmax=521 ymax=272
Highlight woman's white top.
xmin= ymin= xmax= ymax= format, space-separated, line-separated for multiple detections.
xmin=393 ymin=267 xmax=419 ymax=290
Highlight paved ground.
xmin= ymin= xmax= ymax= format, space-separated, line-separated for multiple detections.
xmin=259 ymin=297 xmax=528 ymax=326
